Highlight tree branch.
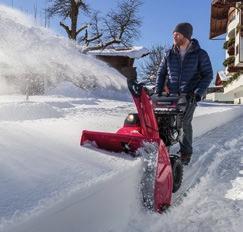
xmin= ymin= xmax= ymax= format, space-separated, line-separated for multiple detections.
xmin=60 ymin=21 xmax=71 ymax=38
xmin=75 ymin=24 xmax=89 ymax=37
xmin=86 ymin=33 xmax=103 ymax=44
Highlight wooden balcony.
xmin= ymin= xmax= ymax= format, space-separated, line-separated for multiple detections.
xmin=227 ymin=44 xmax=235 ymax=55
xmin=227 ymin=65 xmax=243 ymax=73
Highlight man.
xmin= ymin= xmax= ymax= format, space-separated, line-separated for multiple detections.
xmin=155 ymin=22 xmax=213 ymax=165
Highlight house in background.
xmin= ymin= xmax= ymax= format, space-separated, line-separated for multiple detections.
xmin=206 ymin=71 xmax=234 ymax=102
xmin=87 ymin=46 xmax=149 ymax=80
xmin=207 ymin=0 xmax=243 ymax=104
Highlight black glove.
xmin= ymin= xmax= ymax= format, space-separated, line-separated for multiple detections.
xmin=127 ymin=79 xmax=143 ymax=96
xmin=195 ymin=94 xmax=201 ymax=102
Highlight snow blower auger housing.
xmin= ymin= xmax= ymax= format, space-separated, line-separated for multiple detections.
xmin=81 ymin=80 xmax=184 ymax=212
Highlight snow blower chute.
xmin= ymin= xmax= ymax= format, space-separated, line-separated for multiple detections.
xmin=81 ymin=80 xmax=184 ymax=212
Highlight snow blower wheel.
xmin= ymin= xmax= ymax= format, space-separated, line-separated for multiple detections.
xmin=170 ymin=156 xmax=183 ymax=193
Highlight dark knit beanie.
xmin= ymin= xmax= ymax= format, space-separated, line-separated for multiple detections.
xmin=173 ymin=22 xmax=193 ymax=40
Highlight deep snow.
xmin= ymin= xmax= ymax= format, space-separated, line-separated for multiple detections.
xmin=0 ymin=4 xmax=243 ymax=232
xmin=0 ymin=94 xmax=243 ymax=232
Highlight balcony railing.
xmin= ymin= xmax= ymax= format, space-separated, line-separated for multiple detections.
xmin=228 ymin=7 xmax=236 ymax=24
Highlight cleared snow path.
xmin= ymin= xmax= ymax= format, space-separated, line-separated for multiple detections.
xmin=128 ymin=116 xmax=243 ymax=232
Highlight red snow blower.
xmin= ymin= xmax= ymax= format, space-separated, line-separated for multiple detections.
xmin=81 ymin=80 xmax=185 ymax=212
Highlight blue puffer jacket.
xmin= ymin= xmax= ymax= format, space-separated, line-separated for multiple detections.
xmin=155 ymin=39 xmax=213 ymax=97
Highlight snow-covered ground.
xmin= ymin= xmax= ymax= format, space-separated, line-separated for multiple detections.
xmin=0 ymin=93 xmax=243 ymax=232
xmin=0 ymin=4 xmax=243 ymax=232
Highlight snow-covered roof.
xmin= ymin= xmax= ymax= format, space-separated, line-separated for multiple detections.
xmin=87 ymin=46 xmax=150 ymax=59
xmin=217 ymin=71 xmax=229 ymax=81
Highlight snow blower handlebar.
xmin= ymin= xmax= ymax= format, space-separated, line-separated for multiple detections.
xmin=127 ymin=79 xmax=156 ymax=97
xmin=127 ymin=79 xmax=144 ymax=96
xmin=127 ymin=79 xmax=160 ymax=139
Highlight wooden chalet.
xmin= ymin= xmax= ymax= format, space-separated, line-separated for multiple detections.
xmin=87 ymin=47 xmax=149 ymax=80
xmin=215 ymin=70 xmax=229 ymax=86
xmin=208 ymin=0 xmax=243 ymax=104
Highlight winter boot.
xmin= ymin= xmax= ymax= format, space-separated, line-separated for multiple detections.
xmin=180 ymin=153 xmax=191 ymax=165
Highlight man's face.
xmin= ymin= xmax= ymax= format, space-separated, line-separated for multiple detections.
xmin=173 ymin=32 xmax=187 ymax=46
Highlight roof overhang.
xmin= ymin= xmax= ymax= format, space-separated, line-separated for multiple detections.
xmin=87 ymin=46 xmax=150 ymax=59
xmin=210 ymin=0 xmax=239 ymax=39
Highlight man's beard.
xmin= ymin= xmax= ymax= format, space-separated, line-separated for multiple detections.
xmin=174 ymin=39 xmax=185 ymax=47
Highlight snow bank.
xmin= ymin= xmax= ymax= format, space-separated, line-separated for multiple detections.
xmin=4 ymin=155 xmax=142 ymax=232
xmin=0 ymin=4 xmax=128 ymax=98
xmin=193 ymin=102 xmax=243 ymax=137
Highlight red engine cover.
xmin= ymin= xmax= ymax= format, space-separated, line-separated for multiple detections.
xmin=80 ymin=87 xmax=173 ymax=212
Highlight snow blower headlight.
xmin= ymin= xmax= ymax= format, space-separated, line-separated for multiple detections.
xmin=124 ymin=113 xmax=140 ymax=125
xmin=127 ymin=114 xmax=134 ymax=121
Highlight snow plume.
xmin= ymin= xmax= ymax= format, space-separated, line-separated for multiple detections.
xmin=0 ymin=78 xmax=16 ymax=94
xmin=0 ymin=4 xmax=128 ymax=99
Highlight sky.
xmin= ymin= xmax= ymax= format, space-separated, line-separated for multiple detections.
xmin=0 ymin=0 xmax=225 ymax=80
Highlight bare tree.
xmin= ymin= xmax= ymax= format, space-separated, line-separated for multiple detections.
xmin=78 ymin=11 xmax=103 ymax=47
xmin=46 ymin=0 xmax=90 ymax=40
xmin=82 ymin=0 xmax=143 ymax=52
xmin=104 ymin=0 xmax=142 ymax=46
xmin=140 ymin=45 xmax=167 ymax=82
xmin=47 ymin=0 xmax=142 ymax=51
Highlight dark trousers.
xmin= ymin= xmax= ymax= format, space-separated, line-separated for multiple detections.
xmin=179 ymin=101 xmax=197 ymax=155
